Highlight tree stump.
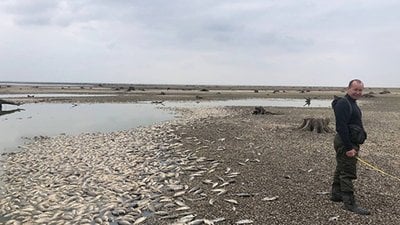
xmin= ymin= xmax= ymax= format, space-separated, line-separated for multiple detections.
xmin=298 ymin=117 xmax=333 ymax=133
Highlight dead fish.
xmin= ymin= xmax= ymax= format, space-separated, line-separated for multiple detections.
xmin=196 ymin=146 xmax=209 ymax=150
xmin=204 ymin=219 xmax=215 ymax=225
xmin=209 ymin=198 xmax=215 ymax=205
xmin=161 ymin=214 xmax=179 ymax=220
xmin=328 ymin=215 xmax=339 ymax=221
xmin=212 ymin=217 xmax=226 ymax=223
xmin=164 ymin=203 xmax=177 ymax=208
xmin=216 ymin=175 xmax=225 ymax=182
xmin=183 ymin=166 xmax=199 ymax=171
xmin=174 ymin=191 xmax=186 ymax=197
xmin=175 ymin=200 xmax=187 ymax=207
xmin=188 ymin=186 xmax=201 ymax=193
xmin=160 ymin=197 xmax=173 ymax=202
xmin=193 ymin=188 xmax=203 ymax=195
xmin=235 ymin=193 xmax=252 ymax=197
xmin=236 ymin=219 xmax=254 ymax=224
xmin=224 ymin=199 xmax=238 ymax=205
xmin=178 ymin=214 xmax=195 ymax=223
xmin=34 ymin=217 xmax=51 ymax=224
xmin=188 ymin=219 xmax=205 ymax=225
xmin=217 ymin=146 xmax=225 ymax=151
xmin=219 ymin=182 xmax=230 ymax=187
xmin=5 ymin=220 xmax=22 ymax=225
xmin=262 ymin=196 xmax=279 ymax=201
xmin=175 ymin=206 xmax=190 ymax=211
xmin=155 ymin=211 xmax=169 ymax=216
xmin=133 ymin=216 xmax=147 ymax=224
xmin=168 ymin=184 xmax=184 ymax=191
xmin=203 ymin=179 xmax=213 ymax=184
xmin=211 ymin=188 xmax=227 ymax=195
xmin=191 ymin=173 xmax=204 ymax=177
xmin=118 ymin=220 xmax=131 ymax=225
xmin=226 ymin=172 xmax=240 ymax=178
xmin=148 ymin=204 xmax=156 ymax=212
xmin=185 ymin=196 xmax=206 ymax=202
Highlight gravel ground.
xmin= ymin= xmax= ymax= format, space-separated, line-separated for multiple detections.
xmin=162 ymin=97 xmax=400 ymax=224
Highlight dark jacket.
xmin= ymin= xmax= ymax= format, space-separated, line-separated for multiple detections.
xmin=332 ymin=94 xmax=365 ymax=151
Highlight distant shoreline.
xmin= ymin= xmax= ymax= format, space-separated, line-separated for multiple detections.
xmin=1 ymin=81 xmax=399 ymax=90
xmin=0 ymin=81 xmax=398 ymax=105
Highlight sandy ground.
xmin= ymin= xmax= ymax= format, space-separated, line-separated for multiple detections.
xmin=1 ymin=84 xmax=400 ymax=224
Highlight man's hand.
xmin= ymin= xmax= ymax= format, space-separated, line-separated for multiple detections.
xmin=346 ymin=149 xmax=357 ymax=157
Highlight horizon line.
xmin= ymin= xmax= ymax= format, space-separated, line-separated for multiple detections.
xmin=0 ymin=81 xmax=398 ymax=89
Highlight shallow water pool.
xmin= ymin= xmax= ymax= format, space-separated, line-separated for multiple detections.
xmin=0 ymin=103 xmax=174 ymax=153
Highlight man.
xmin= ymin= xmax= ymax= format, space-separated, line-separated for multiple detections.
xmin=330 ymin=79 xmax=370 ymax=215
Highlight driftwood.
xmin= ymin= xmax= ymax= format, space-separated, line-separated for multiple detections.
xmin=252 ymin=106 xmax=282 ymax=115
xmin=298 ymin=117 xmax=333 ymax=133
xmin=0 ymin=108 xmax=24 ymax=117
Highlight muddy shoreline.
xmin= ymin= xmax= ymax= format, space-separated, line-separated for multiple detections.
xmin=1 ymin=83 xmax=398 ymax=104
xmin=1 ymin=84 xmax=400 ymax=224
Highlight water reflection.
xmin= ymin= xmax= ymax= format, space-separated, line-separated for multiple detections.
xmin=0 ymin=94 xmax=117 ymax=98
xmin=162 ymin=98 xmax=332 ymax=108
xmin=0 ymin=103 xmax=174 ymax=153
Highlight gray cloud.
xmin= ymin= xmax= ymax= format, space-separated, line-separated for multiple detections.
xmin=0 ymin=0 xmax=399 ymax=87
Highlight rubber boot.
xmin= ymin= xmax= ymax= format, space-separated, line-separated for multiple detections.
xmin=342 ymin=192 xmax=370 ymax=215
xmin=330 ymin=184 xmax=343 ymax=202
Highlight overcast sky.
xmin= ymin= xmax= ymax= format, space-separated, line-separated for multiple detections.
xmin=0 ymin=0 xmax=399 ymax=87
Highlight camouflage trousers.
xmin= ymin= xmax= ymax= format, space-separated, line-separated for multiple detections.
xmin=332 ymin=134 xmax=359 ymax=193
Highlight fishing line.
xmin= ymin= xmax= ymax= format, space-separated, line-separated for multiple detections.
xmin=356 ymin=156 xmax=400 ymax=182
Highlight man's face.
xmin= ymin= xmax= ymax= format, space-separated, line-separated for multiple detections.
xmin=347 ymin=81 xmax=364 ymax=100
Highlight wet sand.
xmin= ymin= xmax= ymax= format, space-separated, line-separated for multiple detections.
xmin=1 ymin=84 xmax=400 ymax=224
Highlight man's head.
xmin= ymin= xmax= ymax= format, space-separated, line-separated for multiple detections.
xmin=347 ymin=79 xmax=364 ymax=100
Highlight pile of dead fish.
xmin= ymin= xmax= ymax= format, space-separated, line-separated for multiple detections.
xmin=0 ymin=107 xmax=255 ymax=225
